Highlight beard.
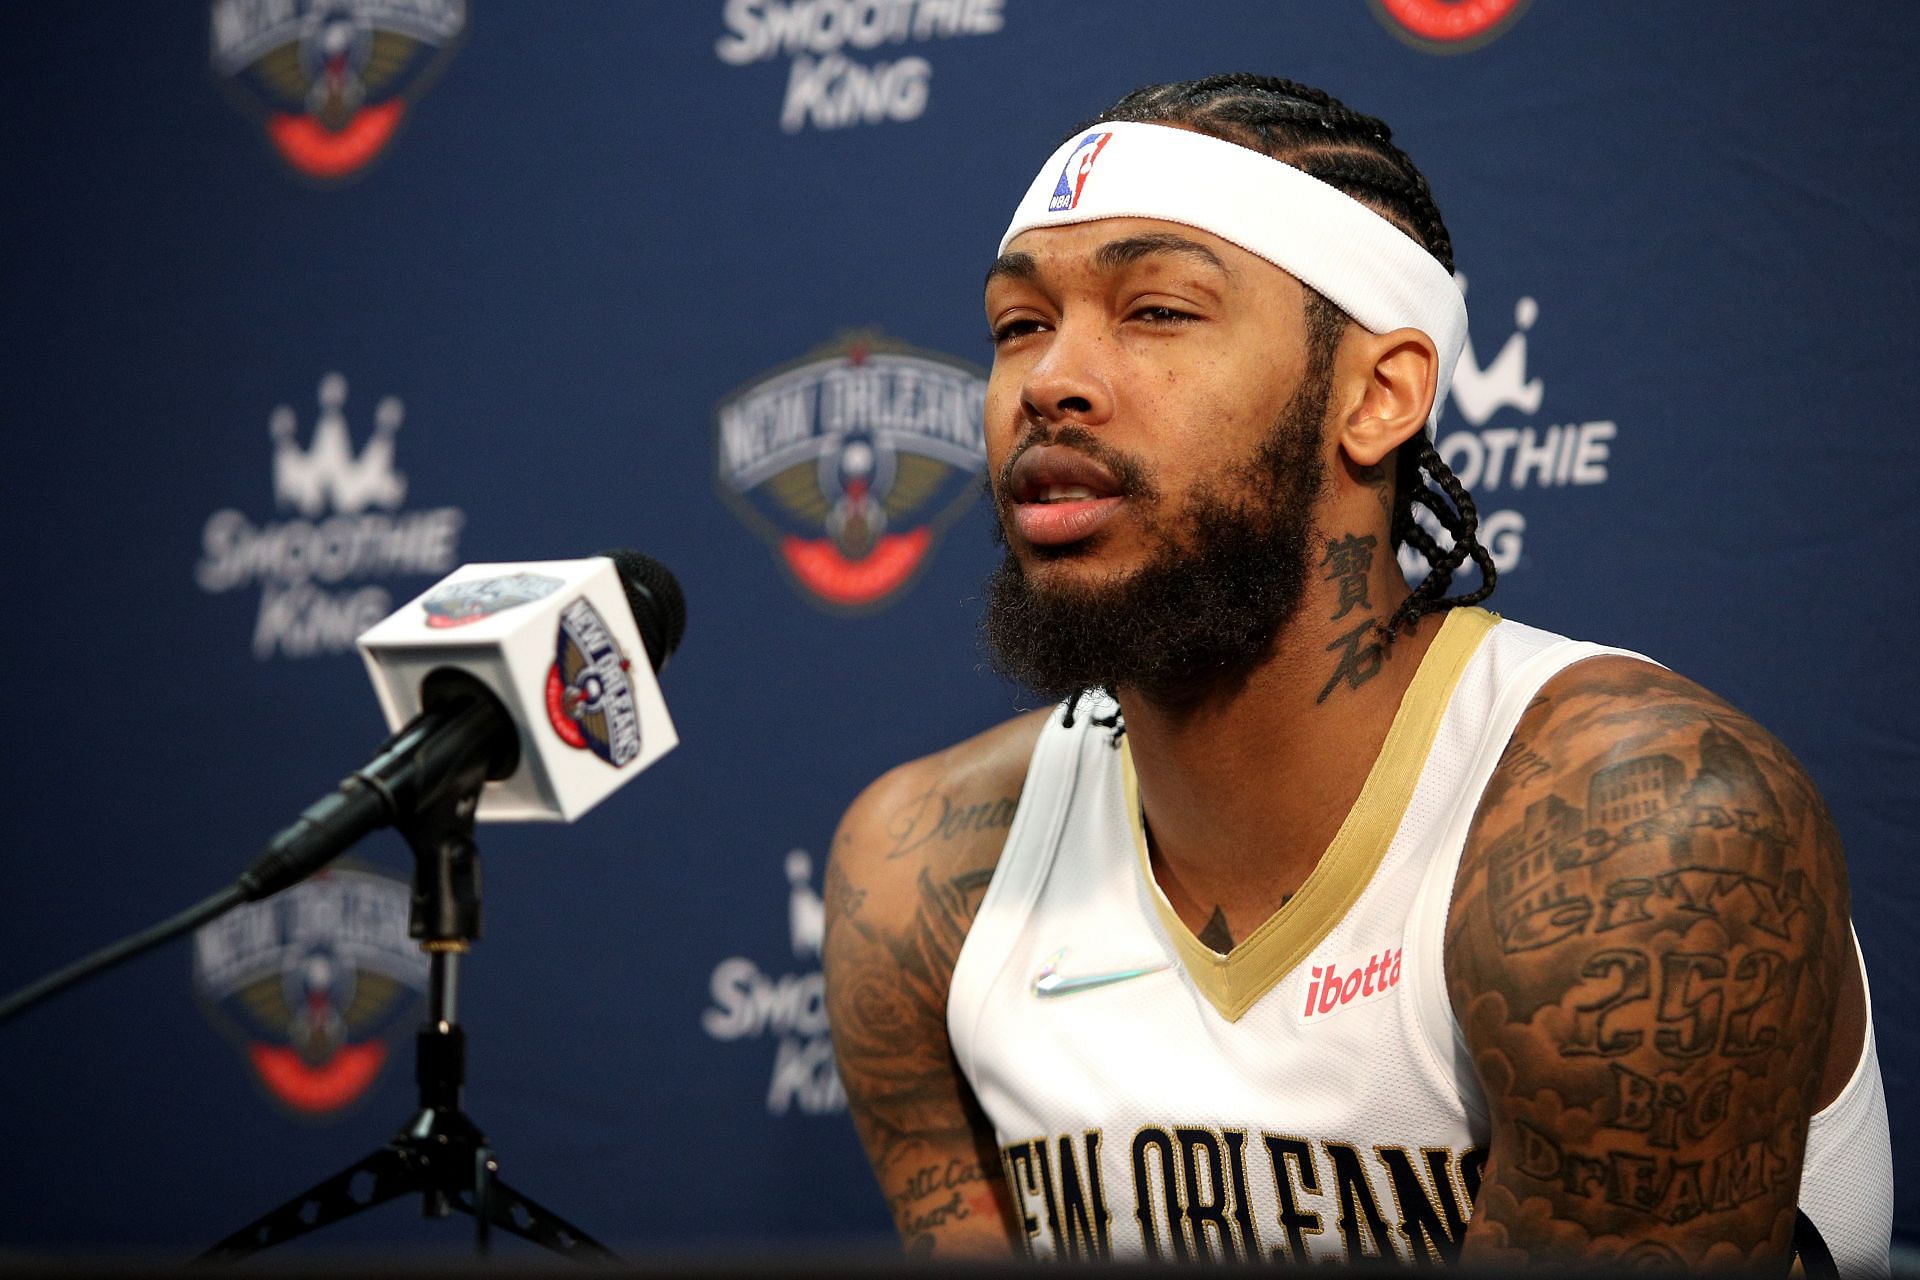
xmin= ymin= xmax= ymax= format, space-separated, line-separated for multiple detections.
xmin=982 ymin=364 xmax=1330 ymax=708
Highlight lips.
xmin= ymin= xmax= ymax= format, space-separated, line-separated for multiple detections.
xmin=1005 ymin=444 xmax=1126 ymax=547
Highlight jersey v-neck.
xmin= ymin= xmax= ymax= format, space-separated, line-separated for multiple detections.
xmin=1120 ymin=605 xmax=1497 ymax=1022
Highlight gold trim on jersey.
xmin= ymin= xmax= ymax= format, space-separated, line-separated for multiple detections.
xmin=1122 ymin=606 xmax=1497 ymax=1022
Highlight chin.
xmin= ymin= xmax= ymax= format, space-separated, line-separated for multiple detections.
xmin=1018 ymin=538 xmax=1151 ymax=583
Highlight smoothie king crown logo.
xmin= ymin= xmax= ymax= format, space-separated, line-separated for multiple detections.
xmin=210 ymin=0 xmax=466 ymax=182
xmin=715 ymin=330 xmax=987 ymax=612
xmin=195 ymin=372 xmax=465 ymax=661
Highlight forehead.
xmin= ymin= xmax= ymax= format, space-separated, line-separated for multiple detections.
xmin=986 ymin=217 xmax=1301 ymax=299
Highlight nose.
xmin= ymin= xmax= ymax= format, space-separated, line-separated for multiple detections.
xmin=1020 ymin=320 xmax=1114 ymax=428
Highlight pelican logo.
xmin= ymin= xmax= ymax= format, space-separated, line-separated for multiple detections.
xmin=192 ymin=866 xmax=428 ymax=1116
xmin=210 ymin=0 xmax=466 ymax=182
xmin=1368 ymin=0 xmax=1530 ymax=54
xmin=546 ymin=598 xmax=642 ymax=767
xmin=715 ymin=331 xmax=987 ymax=612
xmin=421 ymin=572 xmax=563 ymax=629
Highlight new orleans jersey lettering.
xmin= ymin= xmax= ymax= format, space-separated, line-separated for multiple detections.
xmin=1000 ymin=1128 xmax=1485 ymax=1264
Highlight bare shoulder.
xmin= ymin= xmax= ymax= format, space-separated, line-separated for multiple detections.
xmin=822 ymin=708 xmax=1051 ymax=1257
xmin=829 ymin=706 xmax=1053 ymax=930
xmin=1446 ymin=655 xmax=1854 ymax=1270
xmin=823 ymin=705 xmax=1051 ymax=1068
xmin=1452 ymin=655 xmax=1850 ymax=949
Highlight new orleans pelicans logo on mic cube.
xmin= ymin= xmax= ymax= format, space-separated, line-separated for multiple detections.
xmin=420 ymin=572 xmax=563 ymax=629
xmin=545 ymin=598 xmax=641 ymax=769
xmin=357 ymin=558 xmax=677 ymax=822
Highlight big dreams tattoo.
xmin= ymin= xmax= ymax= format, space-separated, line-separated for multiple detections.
xmin=1446 ymin=663 xmax=1849 ymax=1268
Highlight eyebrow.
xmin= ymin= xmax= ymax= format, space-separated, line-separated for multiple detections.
xmin=1094 ymin=233 xmax=1231 ymax=277
xmin=985 ymin=251 xmax=1037 ymax=288
xmin=983 ymin=234 xmax=1231 ymax=291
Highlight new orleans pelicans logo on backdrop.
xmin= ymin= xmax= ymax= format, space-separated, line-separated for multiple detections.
xmin=193 ymin=866 xmax=427 ymax=1116
xmin=209 ymin=0 xmax=466 ymax=182
xmin=1368 ymin=0 xmax=1530 ymax=53
xmin=546 ymin=598 xmax=642 ymax=767
xmin=716 ymin=332 xmax=987 ymax=611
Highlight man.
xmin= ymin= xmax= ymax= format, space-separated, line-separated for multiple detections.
xmin=822 ymin=75 xmax=1890 ymax=1272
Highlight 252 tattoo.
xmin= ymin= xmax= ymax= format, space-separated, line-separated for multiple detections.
xmin=1448 ymin=661 xmax=1850 ymax=1272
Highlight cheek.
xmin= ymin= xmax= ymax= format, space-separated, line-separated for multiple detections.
xmin=983 ymin=369 xmax=1026 ymax=464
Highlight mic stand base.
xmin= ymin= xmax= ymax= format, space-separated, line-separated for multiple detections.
xmin=197 ymin=1090 xmax=610 ymax=1261
xmin=201 ymin=752 xmax=612 ymax=1263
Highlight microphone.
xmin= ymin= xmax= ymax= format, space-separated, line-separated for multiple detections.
xmin=236 ymin=550 xmax=684 ymax=903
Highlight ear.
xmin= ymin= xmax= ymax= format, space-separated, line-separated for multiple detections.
xmin=1333 ymin=327 xmax=1439 ymax=467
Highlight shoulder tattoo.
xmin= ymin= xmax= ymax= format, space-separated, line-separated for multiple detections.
xmin=1447 ymin=661 xmax=1850 ymax=1270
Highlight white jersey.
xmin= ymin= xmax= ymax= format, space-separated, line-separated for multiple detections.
xmin=948 ymin=608 xmax=1891 ymax=1272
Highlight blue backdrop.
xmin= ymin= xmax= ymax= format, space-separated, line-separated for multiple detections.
xmin=2 ymin=0 xmax=1914 ymax=1260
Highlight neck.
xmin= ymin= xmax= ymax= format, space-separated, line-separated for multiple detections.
xmin=1118 ymin=521 xmax=1445 ymax=942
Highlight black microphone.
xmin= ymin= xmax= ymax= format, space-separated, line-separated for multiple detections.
xmin=237 ymin=550 xmax=686 ymax=903
xmin=0 ymin=552 xmax=685 ymax=1026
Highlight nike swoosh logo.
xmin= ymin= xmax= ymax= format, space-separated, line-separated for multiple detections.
xmin=1031 ymin=947 xmax=1172 ymax=998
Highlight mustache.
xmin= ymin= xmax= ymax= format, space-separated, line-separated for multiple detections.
xmin=994 ymin=424 xmax=1160 ymax=506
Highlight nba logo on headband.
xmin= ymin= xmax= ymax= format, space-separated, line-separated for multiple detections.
xmin=1047 ymin=131 xmax=1112 ymax=212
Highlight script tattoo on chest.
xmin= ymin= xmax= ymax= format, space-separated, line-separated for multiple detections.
xmin=1445 ymin=664 xmax=1850 ymax=1269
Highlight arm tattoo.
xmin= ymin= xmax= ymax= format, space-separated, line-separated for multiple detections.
xmin=882 ymin=787 xmax=1019 ymax=860
xmin=827 ymin=840 xmax=1012 ymax=1255
xmin=1448 ymin=664 xmax=1849 ymax=1271
xmin=831 ymin=866 xmax=992 ymax=1143
xmin=823 ymin=845 xmax=866 ymax=925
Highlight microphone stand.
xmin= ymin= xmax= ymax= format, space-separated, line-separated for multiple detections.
xmin=200 ymin=749 xmax=613 ymax=1263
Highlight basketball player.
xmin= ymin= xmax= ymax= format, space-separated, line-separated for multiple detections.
xmin=822 ymin=76 xmax=1891 ymax=1272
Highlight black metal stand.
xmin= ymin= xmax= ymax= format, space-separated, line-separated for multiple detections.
xmin=200 ymin=755 xmax=614 ymax=1263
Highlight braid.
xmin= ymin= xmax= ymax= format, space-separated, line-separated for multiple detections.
xmin=1085 ymin=73 xmax=1495 ymax=634
xmin=1382 ymin=438 xmax=1497 ymax=642
xmin=1057 ymin=687 xmax=1127 ymax=744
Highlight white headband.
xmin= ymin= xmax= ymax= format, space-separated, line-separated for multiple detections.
xmin=999 ymin=121 xmax=1465 ymax=435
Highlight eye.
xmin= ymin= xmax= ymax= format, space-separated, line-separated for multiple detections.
xmin=989 ymin=317 xmax=1048 ymax=346
xmin=1131 ymin=304 xmax=1196 ymax=325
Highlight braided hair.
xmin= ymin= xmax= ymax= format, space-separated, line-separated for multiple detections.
xmin=1081 ymin=74 xmax=1497 ymax=642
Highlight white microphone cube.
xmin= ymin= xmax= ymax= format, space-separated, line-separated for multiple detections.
xmin=357 ymin=558 xmax=678 ymax=822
